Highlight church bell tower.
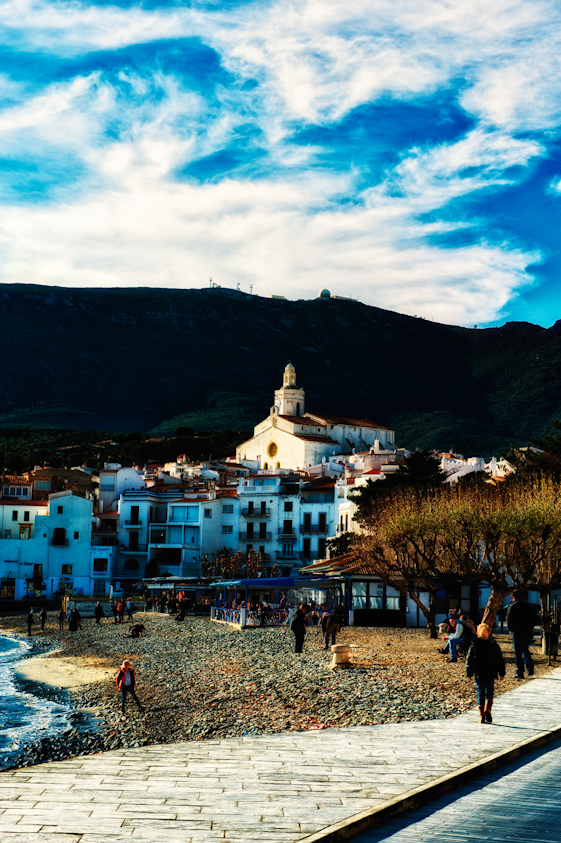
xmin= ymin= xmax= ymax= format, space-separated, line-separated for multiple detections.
xmin=272 ymin=362 xmax=306 ymax=417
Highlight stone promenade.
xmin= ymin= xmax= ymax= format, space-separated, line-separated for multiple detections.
xmin=1 ymin=668 xmax=560 ymax=843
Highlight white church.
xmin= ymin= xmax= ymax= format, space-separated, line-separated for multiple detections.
xmin=236 ymin=363 xmax=396 ymax=471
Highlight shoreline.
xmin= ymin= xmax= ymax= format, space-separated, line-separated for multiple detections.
xmin=14 ymin=651 xmax=115 ymax=689
xmin=0 ymin=613 xmax=554 ymax=772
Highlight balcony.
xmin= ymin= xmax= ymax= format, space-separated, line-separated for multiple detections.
xmin=123 ymin=520 xmax=142 ymax=528
xmin=278 ymin=528 xmax=297 ymax=541
xmin=275 ymin=550 xmax=298 ymax=560
xmin=241 ymin=531 xmax=272 ymax=542
xmin=300 ymin=523 xmax=329 ymax=533
xmin=121 ymin=545 xmax=148 ymax=554
xmin=242 ymin=507 xmax=271 ymax=518
xmin=51 ymin=538 xmax=69 ymax=547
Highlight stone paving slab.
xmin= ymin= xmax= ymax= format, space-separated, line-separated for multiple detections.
xmin=1 ymin=667 xmax=561 ymax=842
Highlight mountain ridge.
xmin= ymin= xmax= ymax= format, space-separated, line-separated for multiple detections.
xmin=1 ymin=283 xmax=560 ymax=457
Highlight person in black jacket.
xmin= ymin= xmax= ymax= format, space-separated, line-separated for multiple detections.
xmin=291 ymin=604 xmax=308 ymax=654
xmin=466 ymin=622 xmax=505 ymax=723
xmin=506 ymin=589 xmax=539 ymax=679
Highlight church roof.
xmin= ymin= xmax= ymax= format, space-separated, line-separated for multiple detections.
xmin=277 ymin=415 xmax=326 ymax=426
xmin=307 ymin=413 xmax=390 ymax=430
xmin=294 ymin=434 xmax=341 ymax=444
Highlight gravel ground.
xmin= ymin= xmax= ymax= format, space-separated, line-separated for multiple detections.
xmin=0 ymin=612 xmax=555 ymax=769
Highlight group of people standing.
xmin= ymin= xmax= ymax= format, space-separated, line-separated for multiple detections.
xmin=25 ymin=607 xmax=48 ymax=635
xmin=291 ymin=604 xmax=345 ymax=653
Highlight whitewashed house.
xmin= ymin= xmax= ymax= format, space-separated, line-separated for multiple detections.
xmin=0 ymin=491 xmax=93 ymax=600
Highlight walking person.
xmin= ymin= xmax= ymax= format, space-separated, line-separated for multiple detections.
xmin=26 ymin=609 xmax=34 ymax=637
xmin=94 ymin=601 xmax=105 ymax=625
xmin=110 ymin=601 xmax=118 ymax=624
xmin=506 ymin=589 xmax=539 ymax=679
xmin=117 ymin=600 xmax=125 ymax=624
xmin=291 ymin=603 xmax=308 ymax=654
xmin=58 ymin=607 xmax=65 ymax=630
xmin=39 ymin=607 xmax=47 ymax=632
xmin=466 ymin=622 xmax=505 ymax=723
xmin=125 ymin=598 xmax=134 ymax=621
xmin=115 ymin=660 xmax=144 ymax=714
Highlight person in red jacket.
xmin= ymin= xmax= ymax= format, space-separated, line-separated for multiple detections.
xmin=115 ymin=660 xmax=144 ymax=714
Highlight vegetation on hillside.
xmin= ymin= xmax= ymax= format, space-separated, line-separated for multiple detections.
xmin=0 ymin=427 xmax=250 ymax=474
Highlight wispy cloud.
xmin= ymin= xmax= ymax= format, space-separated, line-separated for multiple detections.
xmin=0 ymin=0 xmax=559 ymax=325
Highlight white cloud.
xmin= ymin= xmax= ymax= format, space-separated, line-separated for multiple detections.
xmin=0 ymin=138 xmax=538 ymax=326
xmin=0 ymin=0 xmax=556 ymax=326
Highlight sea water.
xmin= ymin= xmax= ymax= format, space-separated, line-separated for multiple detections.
xmin=0 ymin=635 xmax=71 ymax=768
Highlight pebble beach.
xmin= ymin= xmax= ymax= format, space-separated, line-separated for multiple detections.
xmin=0 ymin=612 xmax=553 ymax=770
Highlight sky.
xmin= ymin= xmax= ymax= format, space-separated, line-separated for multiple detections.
xmin=0 ymin=0 xmax=560 ymax=327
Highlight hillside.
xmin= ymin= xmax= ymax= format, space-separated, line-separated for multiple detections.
xmin=1 ymin=283 xmax=560 ymax=456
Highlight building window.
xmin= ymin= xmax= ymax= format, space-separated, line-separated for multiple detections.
xmin=19 ymin=524 xmax=31 ymax=540
xmin=35 ymin=480 xmax=51 ymax=491
xmin=318 ymin=538 xmax=326 ymax=558
xmin=0 ymin=578 xmax=15 ymax=599
xmin=62 ymin=565 xmax=73 ymax=575
xmin=74 ymin=531 xmax=79 ymax=540
xmin=23 ymin=511 xmax=30 ymax=522
xmin=263 ymin=462 xmax=268 ymax=470
xmin=222 ymin=525 xmax=233 ymax=534
xmin=52 ymin=527 xmax=67 ymax=546
xmin=222 ymin=504 xmax=234 ymax=513
xmin=267 ymin=442 xmax=278 ymax=458
xmin=21 ymin=488 xmax=28 ymax=497
xmin=204 ymin=509 xmax=212 ymax=518
xmin=3 ymin=531 xmax=10 ymax=539
xmin=284 ymin=501 xmax=293 ymax=512
xmin=124 ymin=559 xmax=140 ymax=571
xmin=93 ymin=558 xmax=108 ymax=573
xmin=11 ymin=511 xmax=17 ymax=521
xmin=57 ymin=506 xmax=63 ymax=514
xmin=352 ymin=582 xmax=366 ymax=610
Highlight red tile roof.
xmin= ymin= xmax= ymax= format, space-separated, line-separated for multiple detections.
xmin=294 ymin=434 xmax=341 ymax=444
xmin=0 ymin=500 xmax=48 ymax=507
xmin=307 ymin=413 xmax=389 ymax=430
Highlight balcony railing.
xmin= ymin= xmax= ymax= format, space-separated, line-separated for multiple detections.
xmin=275 ymin=550 xmax=298 ymax=560
xmin=51 ymin=538 xmax=69 ymax=547
xmin=121 ymin=544 xmax=148 ymax=553
xmin=278 ymin=529 xmax=297 ymax=541
xmin=242 ymin=507 xmax=271 ymax=517
xmin=241 ymin=532 xmax=272 ymax=542
xmin=123 ymin=520 xmax=142 ymax=527
xmin=300 ymin=523 xmax=329 ymax=533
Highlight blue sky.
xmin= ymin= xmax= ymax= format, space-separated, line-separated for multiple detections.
xmin=0 ymin=0 xmax=560 ymax=327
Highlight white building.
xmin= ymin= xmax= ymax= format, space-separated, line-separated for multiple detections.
xmin=0 ymin=491 xmax=93 ymax=600
xmin=236 ymin=363 xmax=396 ymax=471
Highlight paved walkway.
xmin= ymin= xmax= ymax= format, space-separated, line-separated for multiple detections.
xmin=354 ymin=735 xmax=561 ymax=843
xmin=0 ymin=668 xmax=560 ymax=843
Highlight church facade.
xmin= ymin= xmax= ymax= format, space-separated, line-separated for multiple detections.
xmin=236 ymin=363 xmax=396 ymax=471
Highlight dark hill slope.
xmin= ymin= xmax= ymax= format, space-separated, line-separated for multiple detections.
xmin=1 ymin=283 xmax=560 ymax=455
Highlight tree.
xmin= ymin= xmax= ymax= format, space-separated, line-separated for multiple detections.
xmin=326 ymin=532 xmax=356 ymax=557
xmin=359 ymin=486 xmax=452 ymax=638
xmin=351 ymin=450 xmax=446 ymax=525
xmin=174 ymin=425 xmax=194 ymax=438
